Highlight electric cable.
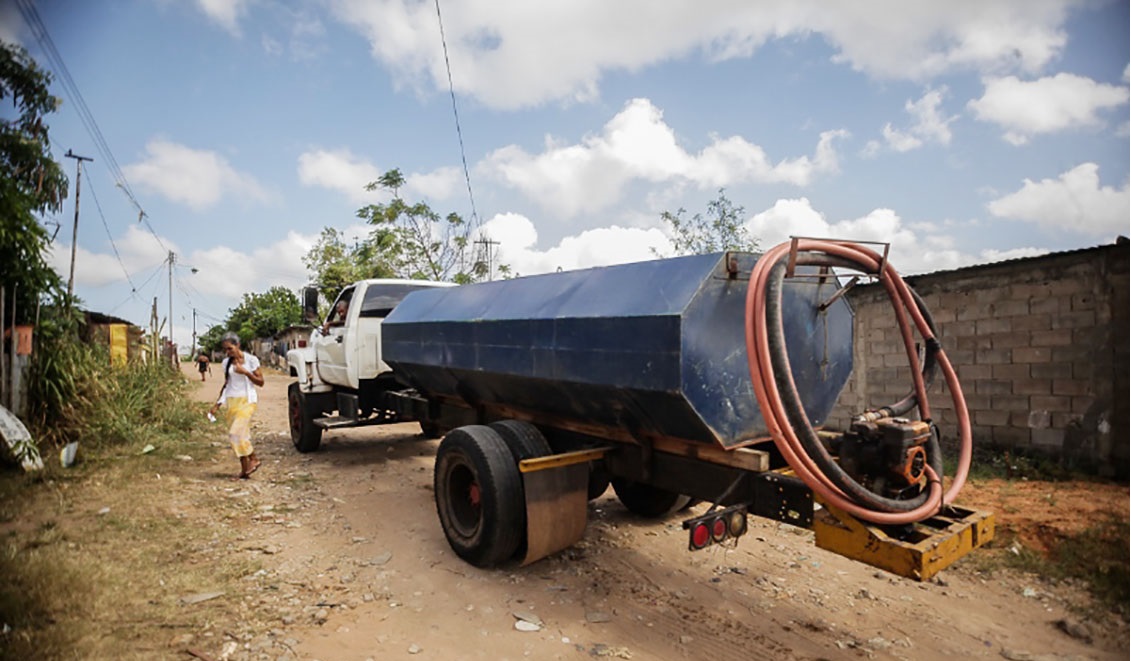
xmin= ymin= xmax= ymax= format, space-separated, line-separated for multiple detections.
xmin=433 ymin=0 xmax=480 ymax=229
xmin=16 ymin=0 xmax=169 ymax=256
xmin=80 ymin=162 xmax=138 ymax=295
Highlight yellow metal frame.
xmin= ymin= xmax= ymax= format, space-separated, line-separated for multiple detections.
xmin=518 ymin=446 xmax=613 ymax=473
xmin=812 ymin=499 xmax=995 ymax=581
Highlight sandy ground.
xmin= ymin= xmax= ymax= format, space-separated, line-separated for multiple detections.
xmin=181 ymin=363 xmax=1128 ymax=661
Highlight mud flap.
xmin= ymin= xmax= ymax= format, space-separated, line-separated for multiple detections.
xmin=518 ymin=447 xmax=610 ymax=566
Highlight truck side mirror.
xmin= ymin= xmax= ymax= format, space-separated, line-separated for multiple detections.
xmin=302 ymin=287 xmax=320 ymax=323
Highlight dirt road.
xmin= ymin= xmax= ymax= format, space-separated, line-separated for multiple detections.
xmin=182 ymin=363 xmax=1127 ymax=660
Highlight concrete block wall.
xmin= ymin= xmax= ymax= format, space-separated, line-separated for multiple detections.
xmin=828 ymin=239 xmax=1128 ymax=478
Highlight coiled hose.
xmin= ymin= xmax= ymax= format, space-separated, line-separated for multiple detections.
xmin=744 ymin=239 xmax=973 ymax=525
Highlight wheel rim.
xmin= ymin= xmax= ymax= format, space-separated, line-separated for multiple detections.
xmin=445 ymin=459 xmax=482 ymax=538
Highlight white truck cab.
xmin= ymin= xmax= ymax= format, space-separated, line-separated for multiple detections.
xmin=286 ymin=278 xmax=455 ymax=452
xmin=289 ymin=279 xmax=454 ymax=392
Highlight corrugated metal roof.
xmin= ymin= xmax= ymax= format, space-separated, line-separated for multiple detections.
xmin=905 ymin=236 xmax=1128 ymax=282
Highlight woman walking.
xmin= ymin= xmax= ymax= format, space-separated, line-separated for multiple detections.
xmin=209 ymin=333 xmax=264 ymax=479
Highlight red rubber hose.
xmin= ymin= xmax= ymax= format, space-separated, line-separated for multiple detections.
xmin=744 ymin=239 xmax=972 ymax=525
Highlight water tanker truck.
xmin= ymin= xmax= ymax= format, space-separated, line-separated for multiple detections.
xmin=287 ymin=239 xmax=993 ymax=580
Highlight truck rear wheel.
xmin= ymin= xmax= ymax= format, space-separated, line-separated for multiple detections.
xmin=488 ymin=420 xmax=551 ymax=461
xmin=610 ymin=478 xmax=691 ymax=518
xmin=587 ymin=463 xmax=611 ymax=501
xmin=488 ymin=420 xmax=552 ymax=560
xmin=434 ymin=425 xmax=524 ymax=567
xmin=288 ymin=383 xmax=323 ymax=453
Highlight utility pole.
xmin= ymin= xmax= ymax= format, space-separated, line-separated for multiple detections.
xmin=191 ymin=308 xmax=197 ymax=357
xmin=167 ymin=251 xmax=175 ymax=366
xmin=474 ymin=237 xmax=501 ymax=281
xmin=64 ymin=150 xmax=93 ymax=299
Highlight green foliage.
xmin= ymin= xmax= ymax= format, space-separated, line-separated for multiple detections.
xmin=359 ymin=168 xmax=500 ymax=283
xmin=197 ymin=324 xmax=227 ymax=354
xmin=224 ymin=286 xmax=302 ymax=343
xmin=304 ymin=167 xmax=510 ymax=293
xmin=300 ymin=226 xmax=394 ymax=303
xmin=194 ymin=286 xmax=302 ymax=353
xmin=1 ymin=41 xmax=69 ymax=322
xmin=25 ymin=303 xmax=89 ymax=438
xmin=656 ymin=188 xmax=758 ymax=257
xmin=69 ymin=359 xmax=204 ymax=450
xmin=31 ymin=345 xmax=205 ymax=450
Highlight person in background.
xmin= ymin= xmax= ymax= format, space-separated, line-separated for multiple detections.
xmin=208 ymin=333 xmax=264 ymax=479
xmin=195 ymin=351 xmax=210 ymax=381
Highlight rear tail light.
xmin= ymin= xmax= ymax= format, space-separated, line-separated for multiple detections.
xmin=683 ymin=504 xmax=749 ymax=551
xmin=691 ymin=522 xmax=711 ymax=550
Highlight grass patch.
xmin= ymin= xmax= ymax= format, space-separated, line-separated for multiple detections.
xmin=0 ymin=357 xmax=261 ymax=658
xmin=945 ymin=444 xmax=1089 ymax=482
xmin=0 ymin=440 xmax=264 ymax=659
xmin=1050 ymin=515 xmax=1130 ymax=614
xmin=978 ymin=515 xmax=1130 ymax=618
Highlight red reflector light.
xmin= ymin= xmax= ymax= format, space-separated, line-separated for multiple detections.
xmin=711 ymin=517 xmax=727 ymax=542
xmin=691 ymin=522 xmax=710 ymax=549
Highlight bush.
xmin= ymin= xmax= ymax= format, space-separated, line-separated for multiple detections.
xmin=26 ymin=307 xmax=205 ymax=453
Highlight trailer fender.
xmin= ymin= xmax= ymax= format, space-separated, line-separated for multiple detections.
xmin=518 ymin=447 xmax=611 ymax=565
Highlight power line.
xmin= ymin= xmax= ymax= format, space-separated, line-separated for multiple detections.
xmin=15 ymin=0 xmax=170 ymax=256
xmin=433 ymin=0 xmax=480 ymax=229
xmin=81 ymin=161 xmax=138 ymax=295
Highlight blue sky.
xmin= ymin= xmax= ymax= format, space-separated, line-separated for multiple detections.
xmin=2 ymin=0 xmax=1128 ymax=350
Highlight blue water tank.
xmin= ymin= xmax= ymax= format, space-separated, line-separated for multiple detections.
xmin=382 ymin=252 xmax=853 ymax=449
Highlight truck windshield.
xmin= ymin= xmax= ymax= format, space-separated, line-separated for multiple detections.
xmin=359 ymin=283 xmax=441 ymax=318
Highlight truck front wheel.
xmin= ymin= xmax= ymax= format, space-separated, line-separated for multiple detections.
xmin=434 ymin=426 xmax=523 ymax=567
xmin=288 ymin=383 xmax=323 ymax=453
xmin=610 ymin=478 xmax=691 ymax=518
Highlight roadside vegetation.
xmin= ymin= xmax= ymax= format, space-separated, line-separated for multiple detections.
xmin=953 ymin=446 xmax=1130 ymax=619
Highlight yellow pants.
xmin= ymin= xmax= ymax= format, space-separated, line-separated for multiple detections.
xmin=224 ymin=397 xmax=256 ymax=458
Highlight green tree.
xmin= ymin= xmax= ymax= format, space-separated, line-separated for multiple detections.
xmin=223 ymin=286 xmax=302 ymax=344
xmin=197 ymin=324 xmax=227 ymax=354
xmin=301 ymin=226 xmax=393 ymax=303
xmin=0 ymin=41 xmax=69 ymax=320
xmin=357 ymin=168 xmax=491 ymax=284
xmin=656 ymin=188 xmax=759 ymax=257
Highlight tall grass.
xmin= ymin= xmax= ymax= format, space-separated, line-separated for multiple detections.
xmin=25 ymin=309 xmax=206 ymax=453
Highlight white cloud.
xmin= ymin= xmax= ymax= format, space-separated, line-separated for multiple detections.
xmin=968 ymin=74 xmax=1130 ymax=145
xmin=195 ymin=0 xmax=251 ymax=36
xmin=54 ymin=225 xmax=324 ymax=350
xmin=479 ymin=213 xmax=668 ymax=276
xmin=406 ymin=167 xmax=462 ymax=201
xmin=124 ymin=139 xmax=271 ymax=211
xmin=744 ymin=198 xmax=1049 ymax=275
xmin=987 ymin=163 xmax=1130 ymax=237
xmin=297 ymin=149 xmax=383 ymax=204
xmin=0 ymin=3 xmax=22 ymax=45
xmin=330 ymin=0 xmax=1073 ymax=109
xmin=48 ymin=225 xmax=173 ymax=289
xmin=876 ymin=87 xmax=958 ymax=154
xmin=298 ymin=150 xmax=461 ymax=204
xmin=481 ymin=98 xmax=846 ymax=218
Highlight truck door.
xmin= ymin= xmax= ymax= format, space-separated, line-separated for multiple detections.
xmin=314 ymin=286 xmax=355 ymax=387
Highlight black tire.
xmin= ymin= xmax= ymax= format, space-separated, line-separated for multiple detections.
xmin=288 ymin=382 xmax=322 ymax=453
xmin=419 ymin=420 xmax=444 ymax=439
xmin=488 ymin=420 xmax=551 ymax=461
xmin=434 ymin=425 xmax=524 ymax=567
xmin=610 ymin=478 xmax=692 ymax=518
xmin=487 ymin=420 xmax=552 ymax=560
xmin=587 ymin=462 xmax=611 ymax=501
